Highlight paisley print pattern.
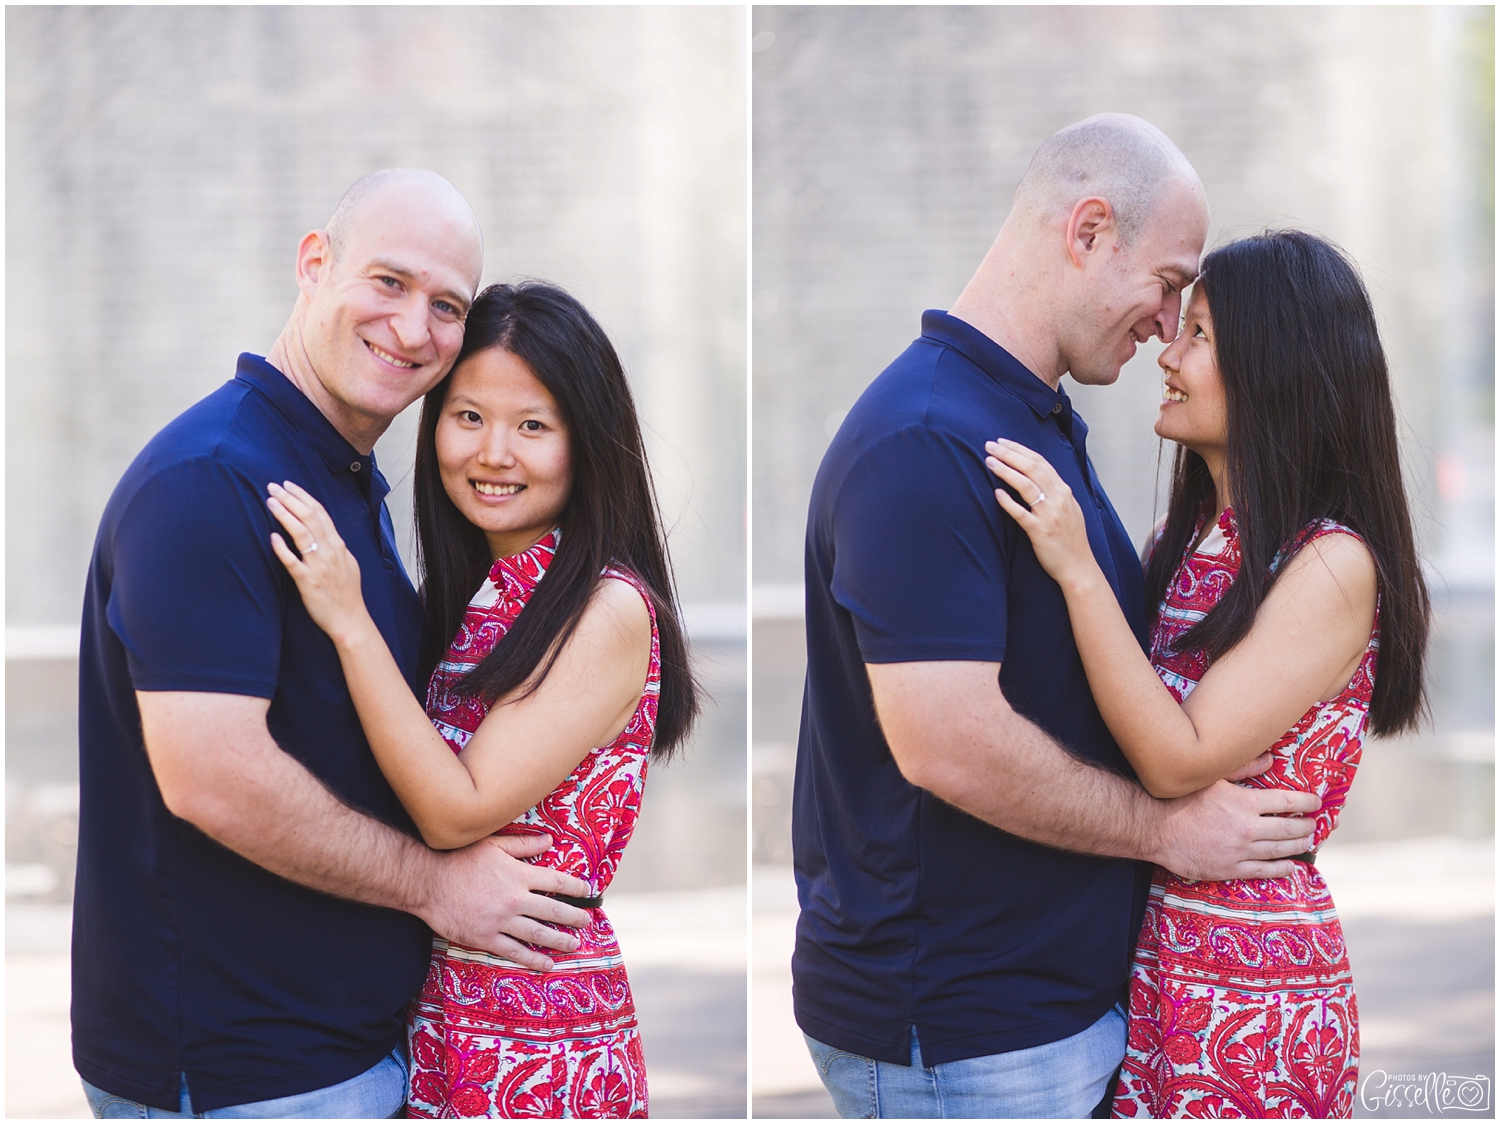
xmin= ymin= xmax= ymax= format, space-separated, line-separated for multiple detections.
xmin=407 ymin=531 xmax=658 ymax=1119
xmin=1113 ymin=510 xmax=1374 ymax=1119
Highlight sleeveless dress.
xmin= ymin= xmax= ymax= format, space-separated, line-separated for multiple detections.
xmin=1112 ymin=509 xmax=1374 ymax=1119
xmin=406 ymin=531 xmax=658 ymax=1119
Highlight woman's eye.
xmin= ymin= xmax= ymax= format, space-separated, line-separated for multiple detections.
xmin=521 ymin=419 xmax=544 ymax=432
xmin=1194 ymin=324 xmax=1206 ymax=338
xmin=461 ymin=410 xmax=481 ymax=423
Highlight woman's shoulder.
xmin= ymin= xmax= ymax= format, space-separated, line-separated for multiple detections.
xmin=1270 ymin=523 xmax=1378 ymax=613
xmin=1276 ymin=519 xmax=1374 ymax=572
xmin=585 ymin=569 xmax=655 ymax=641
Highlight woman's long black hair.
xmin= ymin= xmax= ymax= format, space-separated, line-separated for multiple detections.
xmin=1143 ymin=230 xmax=1429 ymax=736
xmin=413 ymin=281 xmax=699 ymax=758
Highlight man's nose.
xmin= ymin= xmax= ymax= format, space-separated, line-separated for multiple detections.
xmin=1154 ymin=291 xmax=1184 ymax=344
xmin=390 ymin=296 xmax=432 ymax=352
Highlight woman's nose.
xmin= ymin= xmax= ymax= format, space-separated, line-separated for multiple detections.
xmin=477 ymin=433 xmax=516 ymax=467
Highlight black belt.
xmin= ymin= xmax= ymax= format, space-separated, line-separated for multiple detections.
xmin=545 ymin=892 xmax=603 ymax=910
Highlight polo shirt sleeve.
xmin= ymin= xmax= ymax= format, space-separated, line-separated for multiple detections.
xmin=831 ymin=424 xmax=1015 ymax=664
xmin=106 ymin=456 xmax=285 ymax=697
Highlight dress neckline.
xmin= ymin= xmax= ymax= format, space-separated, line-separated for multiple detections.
xmin=488 ymin=528 xmax=560 ymax=593
xmin=1190 ymin=506 xmax=1237 ymax=558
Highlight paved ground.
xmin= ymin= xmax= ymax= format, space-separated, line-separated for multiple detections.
xmin=8 ymin=886 xmax=747 ymax=1119
xmin=752 ymin=838 xmax=1495 ymax=1119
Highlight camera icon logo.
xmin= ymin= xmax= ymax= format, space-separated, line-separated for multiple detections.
xmin=1440 ymin=1075 xmax=1491 ymax=1113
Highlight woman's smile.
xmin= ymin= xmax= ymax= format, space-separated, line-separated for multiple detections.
xmin=1153 ymin=286 xmax=1227 ymax=469
xmin=470 ymin=480 xmax=524 ymax=497
xmin=436 ymin=347 xmax=573 ymax=559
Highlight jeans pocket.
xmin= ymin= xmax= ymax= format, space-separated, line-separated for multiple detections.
xmin=85 ymin=1093 xmax=149 ymax=1119
xmin=803 ymin=1035 xmax=878 ymax=1119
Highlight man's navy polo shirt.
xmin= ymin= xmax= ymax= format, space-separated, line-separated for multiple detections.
xmin=73 ymin=354 xmax=431 ymax=1112
xmin=792 ymin=311 xmax=1155 ymax=1068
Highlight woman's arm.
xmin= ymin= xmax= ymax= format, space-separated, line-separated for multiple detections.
xmin=985 ymin=440 xmax=1376 ymax=798
xmin=267 ymin=481 xmax=651 ymax=849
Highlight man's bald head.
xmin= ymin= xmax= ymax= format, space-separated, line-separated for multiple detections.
xmin=1012 ymin=114 xmax=1201 ymax=245
xmin=324 ymin=168 xmax=483 ymax=276
xmin=950 ymin=114 xmax=1208 ymax=390
xmin=268 ymin=169 xmax=487 ymax=452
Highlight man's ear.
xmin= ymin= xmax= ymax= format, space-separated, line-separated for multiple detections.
xmin=294 ymin=230 xmax=333 ymax=300
xmin=1064 ymin=196 xmax=1116 ymax=269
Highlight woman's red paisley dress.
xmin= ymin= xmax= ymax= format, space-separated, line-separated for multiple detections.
xmin=1112 ymin=510 xmax=1373 ymax=1119
xmin=406 ymin=532 xmax=657 ymax=1119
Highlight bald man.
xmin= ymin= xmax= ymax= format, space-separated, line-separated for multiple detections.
xmin=73 ymin=171 xmax=593 ymax=1118
xmin=792 ymin=116 xmax=1321 ymax=1117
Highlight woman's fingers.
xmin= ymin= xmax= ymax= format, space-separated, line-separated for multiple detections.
xmin=266 ymin=495 xmax=316 ymax=553
xmin=986 ymin=439 xmax=1067 ymax=495
xmin=269 ymin=531 xmax=302 ymax=572
xmin=267 ymin=481 xmax=345 ymax=552
xmin=994 ymin=487 xmax=1034 ymax=525
xmin=986 ymin=456 xmax=1048 ymax=508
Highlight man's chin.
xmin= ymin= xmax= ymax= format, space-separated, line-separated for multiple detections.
xmin=1069 ymin=363 xmax=1124 ymax=387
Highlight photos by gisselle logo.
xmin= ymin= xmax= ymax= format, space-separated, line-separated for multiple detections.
xmin=1360 ymin=1070 xmax=1492 ymax=1114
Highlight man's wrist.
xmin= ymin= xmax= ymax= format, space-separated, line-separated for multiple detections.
xmin=393 ymin=835 xmax=443 ymax=922
xmin=1133 ymin=788 xmax=1176 ymax=867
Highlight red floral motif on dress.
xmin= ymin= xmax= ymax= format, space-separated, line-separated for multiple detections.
xmin=1113 ymin=511 xmax=1371 ymax=1119
xmin=406 ymin=531 xmax=657 ymax=1119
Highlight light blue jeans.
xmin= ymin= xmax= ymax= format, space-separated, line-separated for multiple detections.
xmin=804 ymin=1003 xmax=1126 ymax=1118
xmin=80 ymin=1045 xmax=406 ymax=1118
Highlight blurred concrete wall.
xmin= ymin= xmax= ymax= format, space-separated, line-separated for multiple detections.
xmin=7 ymin=6 xmax=748 ymax=898
xmin=9 ymin=5 xmax=746 ymax=625
xmin=751 ymin=6 xmax=1494 ymax=861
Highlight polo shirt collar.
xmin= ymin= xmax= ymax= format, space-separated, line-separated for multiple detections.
xmin=920 ymin=310 xmax=1078 ymax=429
xmin=234 ymin=353 xmax=383 ymax=495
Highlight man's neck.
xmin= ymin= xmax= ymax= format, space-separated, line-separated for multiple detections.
xmin=947 ymin=246 xmax=1067 ymax=392
xmin=265 ymin=326 xmax=386 ymax=455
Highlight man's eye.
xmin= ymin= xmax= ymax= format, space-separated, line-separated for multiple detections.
xmin=434 ymin=300 xmax=458 ymax=316
xmin=379 ymin=276 xmax=402 ymax=289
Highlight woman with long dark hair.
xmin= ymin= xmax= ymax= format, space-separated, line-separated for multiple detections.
xmin=265 ymin=281 xmax=699 ymax=1118
xmin=985 ymin=230 xmax=1428 ymax=1118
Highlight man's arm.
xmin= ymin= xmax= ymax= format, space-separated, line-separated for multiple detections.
xmin=138 ymin=690 xmax=592 ymax=970
xmin=867 ymin=661 xmax=1319 ymax=881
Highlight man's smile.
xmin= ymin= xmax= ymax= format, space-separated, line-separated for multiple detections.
xmin=365 ymin=341 xmax=420 ymax=369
